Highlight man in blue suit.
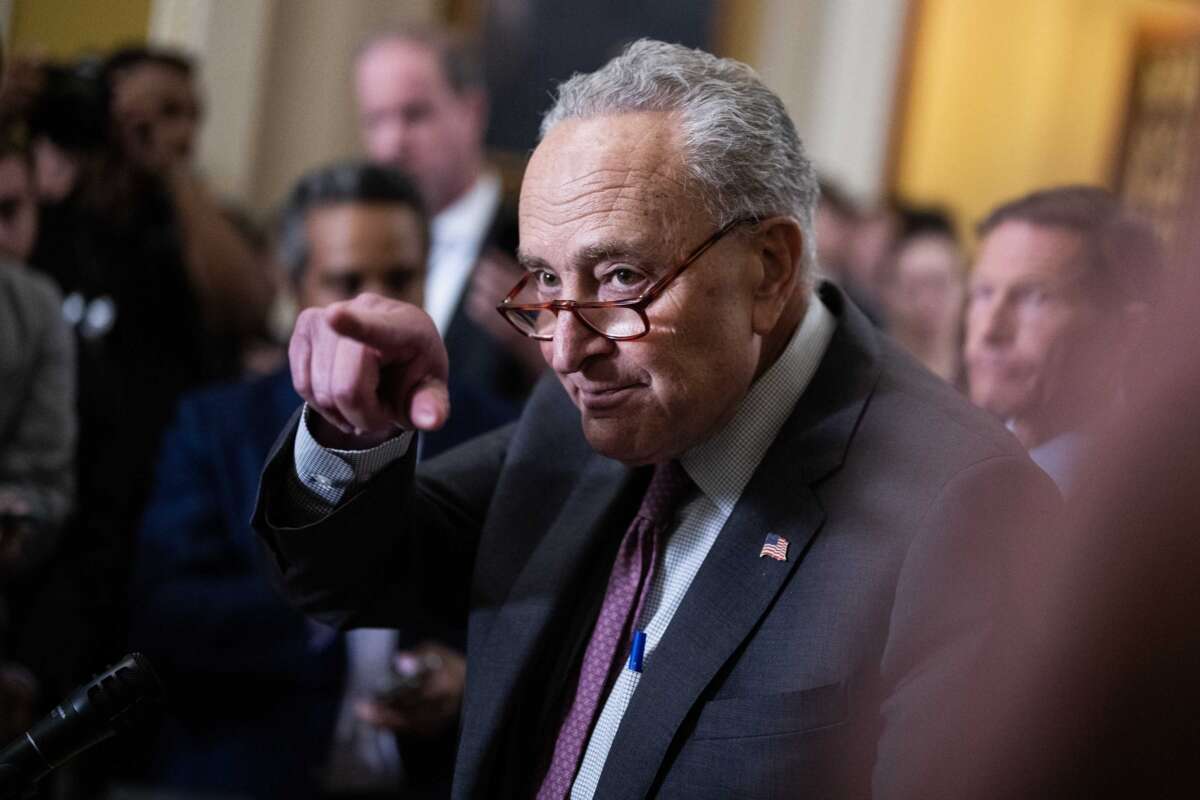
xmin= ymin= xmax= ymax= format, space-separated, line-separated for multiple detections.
xmin=131 ymin=162 xmax=481 ymax=798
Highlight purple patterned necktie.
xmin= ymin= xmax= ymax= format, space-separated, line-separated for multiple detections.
xmin=536 ymin=460 xmax=693 ymax=800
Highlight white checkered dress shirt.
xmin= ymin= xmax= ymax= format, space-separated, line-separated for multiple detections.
xmin=289 ymin=295 xmax=836 ymax=796
xmin=569 ymin=294 xmax=834 ymax=798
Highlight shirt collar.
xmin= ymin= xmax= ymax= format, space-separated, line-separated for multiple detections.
xmin=430 ymin=171 xmax=501 ymax=247
xmin=681 ymin=293 xmax=836 ymax=515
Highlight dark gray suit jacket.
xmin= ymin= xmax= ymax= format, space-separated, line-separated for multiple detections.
xmin=254 ymin=283 xmax=1059 ymax=798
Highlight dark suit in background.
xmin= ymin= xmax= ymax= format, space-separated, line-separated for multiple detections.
xmin=131 ymin=360 xmax=508 ymax=798
xmin=431 ymin=200 xmax=527 ymax=457
xmin=255 ymin=285 xmax=1059 ymax=798
xmin=130 ymin=368 xmax=343 ymax=799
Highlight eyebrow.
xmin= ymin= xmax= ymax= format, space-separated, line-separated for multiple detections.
xmin=517 ymin=239 xmax=656 ymax=274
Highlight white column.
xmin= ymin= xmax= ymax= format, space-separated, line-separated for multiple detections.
xmin=149 ymin=0 xmax=276 ymax=203
xmin=748 ymin=0 xmax=909 ymax=205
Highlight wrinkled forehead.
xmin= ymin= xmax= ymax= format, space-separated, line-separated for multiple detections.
xmin=518 ymin=113 xmax=704 ymax=262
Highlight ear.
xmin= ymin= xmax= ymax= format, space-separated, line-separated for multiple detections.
xmin=750 ymin=217 xmax=805 ymax=335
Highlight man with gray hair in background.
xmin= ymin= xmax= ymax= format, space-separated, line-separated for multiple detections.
xmin=256 ymin=40 xmax=1058 ymax=797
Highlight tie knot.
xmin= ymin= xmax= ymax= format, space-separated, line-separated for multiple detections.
xmin=636 ymin=460 xmax=692 ymax=525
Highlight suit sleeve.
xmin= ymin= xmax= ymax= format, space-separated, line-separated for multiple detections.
xmin=872 ymin=453 xmax=1061 ymax=799
xmin=253 ymin=414 xmax=514 ymax=633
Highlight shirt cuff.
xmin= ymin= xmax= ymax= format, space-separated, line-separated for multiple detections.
xmin=292 ymin=405 xmax=414 ymax=506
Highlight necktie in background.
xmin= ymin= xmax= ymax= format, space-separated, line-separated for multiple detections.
xmin=537 ymin=460 xmax=693 ymax=799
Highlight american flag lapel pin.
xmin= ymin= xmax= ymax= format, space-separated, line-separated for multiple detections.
xmin=760 ymin=533 xmax=789 ymax=561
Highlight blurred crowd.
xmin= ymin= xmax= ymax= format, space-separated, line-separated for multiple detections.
xmin=0 ymin=19 xmax=1194 ymax=800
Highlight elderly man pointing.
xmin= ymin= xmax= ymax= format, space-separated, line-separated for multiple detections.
xmin=256 ymin=40 xmax=1057 ymax=798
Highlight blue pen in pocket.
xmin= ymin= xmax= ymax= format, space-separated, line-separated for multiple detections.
xmin=628 ymin=629 xmax=647 ymax=673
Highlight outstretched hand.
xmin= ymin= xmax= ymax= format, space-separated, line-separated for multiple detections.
xmin=289 ymin=293 xmax=449 ymax=449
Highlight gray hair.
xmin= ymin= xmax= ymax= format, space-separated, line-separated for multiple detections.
xmin=540 ymin=39 xmax=819 ymax=273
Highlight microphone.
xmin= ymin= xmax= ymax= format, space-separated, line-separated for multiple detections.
xmin=0 ymin=653 xmax=163 ymax=798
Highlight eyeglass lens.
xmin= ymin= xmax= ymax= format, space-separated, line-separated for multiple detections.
xmin=503 ymin=305 xmax=646 ymax=339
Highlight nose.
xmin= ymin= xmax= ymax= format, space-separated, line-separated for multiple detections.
xmin=370 ymin=118 xmax=412 ymax=165
xmin=549 ymin=310 xmax=612 ymax=374
xmin=970 ymin=295 xmax=1015 ymax=349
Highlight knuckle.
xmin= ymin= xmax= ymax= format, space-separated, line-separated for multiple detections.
xmin=331 ymin=381 xmax=362 ymax=408
xmin=311 ymin=384 xmax=335 ymax=411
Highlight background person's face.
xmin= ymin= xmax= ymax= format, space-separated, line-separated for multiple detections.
xmin=965 ymin=220 xmax=1107 ymax=442
xmin=887 ymin=234 xmax=965 ymax=339
xmin=0 ymin=155 xmax=38 ymax=262
xmin=112 ymin=63 xmax=202 ymax=164
xmin=355 ymin=41 xmax=482 ymax=214
xmin=518 ymin=112 xmax=765 ymax=465
xmin=299 ymin=202 xmax=426 ymax=309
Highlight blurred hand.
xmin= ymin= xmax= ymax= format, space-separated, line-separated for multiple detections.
xmin=355 ymin=642 xmax=466 ymax=737
xmin=465 ymin=247 xmax=547 ymax=380
xmin=289 ymin=293 xmax=449 ymax=449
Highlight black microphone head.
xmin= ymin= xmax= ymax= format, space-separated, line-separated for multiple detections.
xmin=0 ymin=653 xmax=164 ymax=797
xmin=58 ymin=652 xmax=164 ymax=741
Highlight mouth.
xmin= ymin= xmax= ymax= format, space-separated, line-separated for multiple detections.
xmin=573 ymin=383 xmax=644 ymax=412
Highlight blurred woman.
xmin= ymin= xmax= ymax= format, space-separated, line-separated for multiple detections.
xmin=881 ymin=213 xmax=967 ymax=386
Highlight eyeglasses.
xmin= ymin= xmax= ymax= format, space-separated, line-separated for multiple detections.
xmin=496 ymin=217 xmax=752 ymax=341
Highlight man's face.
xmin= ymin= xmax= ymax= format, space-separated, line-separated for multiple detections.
xmin=0 ymin=155 xmax=37 ymax=262
xmin=111 ymin=63 xmax=202 ymax=165
xmin=518 ymin=112 xmax=768 ymax=465
xmin=965 ymin=220 xmax=1109 ymax=443
xmin=355 ymin=41 xmax=483 ymax=214
xmin=299 ymin=203 xmax=426 ymax=309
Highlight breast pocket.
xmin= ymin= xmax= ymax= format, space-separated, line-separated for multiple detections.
xmin=689 ymin=681 xmax=848 ymax=740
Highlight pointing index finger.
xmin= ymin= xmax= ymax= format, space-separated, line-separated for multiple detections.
xmin=327 ymin=303 xmax=427 ymax=357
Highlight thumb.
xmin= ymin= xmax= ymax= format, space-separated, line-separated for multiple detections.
xmin=407 ymin=375 xmax=450 ymax=431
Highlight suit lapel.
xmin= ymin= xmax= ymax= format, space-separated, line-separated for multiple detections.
xmin=594 ymin=285 xmax=883 ymax=798
xmin=456 ymin=450 xmax=640 ymax=795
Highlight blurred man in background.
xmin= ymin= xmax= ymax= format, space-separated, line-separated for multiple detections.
xmin=354 ymin=27 xmax=541 ymax=450
xmin=965 ymin=186 xmax=1163 ymax=493
xmin=103 ymin=46 xmax=275 ymax=350
xmin=130 ymin=162 xmax=463 ymax=800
